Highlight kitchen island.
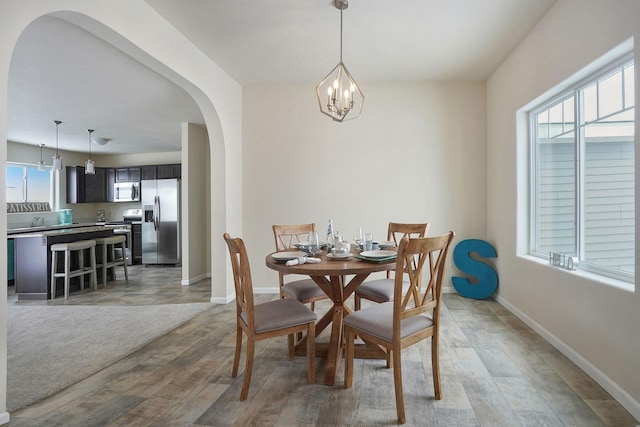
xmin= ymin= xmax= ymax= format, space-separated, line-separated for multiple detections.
xmin=12 ymin=225 xmax=116 ymax=300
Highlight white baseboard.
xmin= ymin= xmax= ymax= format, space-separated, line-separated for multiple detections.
xmin=495 ymin=294 xmax=640 ymax=422
xmin=180 ymin=272 xmax=210 ymax=286
xmin=210 ymin=294 xmax=234 ymax=304
xmin=0 ymin=412 xmax=9 ymax=425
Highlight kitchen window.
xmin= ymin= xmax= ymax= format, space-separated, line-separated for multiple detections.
xmin=530 ymin=55 xmax=635 ymax=282
xmin=6 ymin=163 xmax=52 ymax=204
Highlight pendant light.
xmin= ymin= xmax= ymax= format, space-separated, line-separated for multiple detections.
xmin=85 ymin=129 xmax=95 ymax=175
xmin=37 ymin=144 xmax=47 ymax=171
xmin=315 ymin=0 xmax=364 ymax=122
xmin=52 ymin=120 xmax=62 ymax=170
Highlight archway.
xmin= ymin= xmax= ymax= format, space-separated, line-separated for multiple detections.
xmin=0 ymin=2 xmax=242 ymax=419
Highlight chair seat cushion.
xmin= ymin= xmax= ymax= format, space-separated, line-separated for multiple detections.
xmin=356 ymin=278 xmax=410 ymax=302
xmin=242 ymin=298 xmax=317 ymax=334
xmin=343 ymin=302 xmax=433 ymax=342
xmin=282 ymin=279 xmax=327 ymax=302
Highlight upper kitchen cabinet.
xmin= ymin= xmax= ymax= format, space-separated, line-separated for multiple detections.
xmin=157 ymin=164 xmax=181 ymax=179
xmin=106 ymin=168 xmax=115 ymax=202
xmin=66 ymin=166 xmax=107 ymax=203
xmin=141 ymin=165 xmax=157 ymax=180
xmin=115 ymin=167 xmax=141 ymax=182
xmin=66 ymin=166 xmax=85 ymax=204
xmin=142 ymin=164 xmax=181 ymax=180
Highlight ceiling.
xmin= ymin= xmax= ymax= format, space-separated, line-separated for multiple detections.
xmin=6 ymin=0 xmax=556 ymax=155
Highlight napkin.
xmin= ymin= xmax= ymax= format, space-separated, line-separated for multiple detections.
xmin=286 ymin=256 xmax=321 ymax=266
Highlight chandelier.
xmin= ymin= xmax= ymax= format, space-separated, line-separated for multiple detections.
xmin=315 ymin=0 xmax=364 ymax=122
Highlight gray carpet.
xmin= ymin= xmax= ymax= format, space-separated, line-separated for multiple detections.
xmin=7 ymin=303 xmax=212 ymax=412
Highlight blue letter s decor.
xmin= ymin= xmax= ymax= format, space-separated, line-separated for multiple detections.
xmin=452 ymin=239 xmax=498 ymax=299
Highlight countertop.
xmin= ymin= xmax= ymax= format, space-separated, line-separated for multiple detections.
xmin=8 ymin=223 xmax=118 ymax=238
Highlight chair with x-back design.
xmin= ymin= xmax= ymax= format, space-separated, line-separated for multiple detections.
xmin=354 ymin=222 xmax=430 ymax=310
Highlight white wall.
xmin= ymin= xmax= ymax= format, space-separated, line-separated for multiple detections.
xmin=243 ymin=81 xmax=487 ymax=290
xmin=486 ymin=0 xmax=640 ymax=419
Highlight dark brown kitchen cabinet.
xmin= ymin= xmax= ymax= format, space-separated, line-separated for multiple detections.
xmin=85 ymin=167 xmax=107 ymax=202
xmin=156 ymin=164 xmax=172 ymax=179
xmin=66 ymin=166 xmax=85 ymax=203
xmin=142 ymin=164 xmax=181 ymax=180
xmin=115 ymin=167 xmax=141 ymax=182
xmin=106 ymin=168 xmax=115 ymax=202
xmin=141 ymin=165 xmax=157 ymax=180
xmin=66 ymin=166 xmax=107 ymax=203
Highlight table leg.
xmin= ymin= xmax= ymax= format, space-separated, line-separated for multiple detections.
xmin=298 ymin=273 xmax=387 ymax=385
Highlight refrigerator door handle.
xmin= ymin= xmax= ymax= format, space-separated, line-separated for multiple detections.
xmin=153 ymin=196 xmax=159 ymax=231
xmin=156 ymin=195 xmax=161 ymax=230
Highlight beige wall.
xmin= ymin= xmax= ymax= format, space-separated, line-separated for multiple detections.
xmin=182 ymin=122 xmax=211 ymax=284
xmin=486 ymin=0 xmax=640 ymax=419
xmin=243 ymin=81 xmax=487 ymax=291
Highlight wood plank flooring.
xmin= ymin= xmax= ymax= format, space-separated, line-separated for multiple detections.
xmin=6 ymin=266 xmax=639 ymax=426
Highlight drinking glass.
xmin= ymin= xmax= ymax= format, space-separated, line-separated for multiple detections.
xmin=363 ymin=232 xmax=374 ymax=252
xmin=308 ymin=231 xmax=321 ymax=257
xmin=353 ymin=227 xmax=363 ymax=244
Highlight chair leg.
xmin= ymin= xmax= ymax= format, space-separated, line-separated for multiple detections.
xmin=354 ymin=293 xmax=361 ymax=311
xmin=240 ymin=335 xmax=255 ymax=401
xmin=393 ymin=345 xmax=406 ymax=424
xmin=432 ymin=334 xmax=442 ymax=400
xmin=232 ymin=325 xmax=242 ymax=378
xmin=121 ymin=242 xmax=129 ymax=280
xmin=287 ymin=334 xmax=295 ymax=360
xmin=64 ymin=249 xmax=71 ymax=300
xmin=306 ymin=322 xmax=315 ymax=384
xmin=110 ymin=243 xmax=116 ymax=281
xmin=102 ymin=243 xmax=108 ymax=286
xmin=78 ymin=249 xmax=85 ymax=291
xmin=90 ymin=246 xmax=97 ymax=290
xmin=50 ymin=251 xmax=57 ymax=299
xmin=344 ymin=326 xmax=354 ymax=389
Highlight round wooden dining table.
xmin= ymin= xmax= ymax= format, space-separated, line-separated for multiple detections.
xmin=265 ymin=248 xmax=396 ymax=385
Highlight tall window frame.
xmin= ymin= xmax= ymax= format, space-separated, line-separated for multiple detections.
xmin=530 ymin=54 xmax=635 ymax=283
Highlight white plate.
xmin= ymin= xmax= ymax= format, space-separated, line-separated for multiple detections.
xmin=327 ymin=252 xmax=353 ymax=260
xmin=360 ymin=250 xmax=396 ymax=258
xmin=271 ymin=251 xmax=306 ymax=261
xmin=378 ymin=241 xmax=395 ymax=249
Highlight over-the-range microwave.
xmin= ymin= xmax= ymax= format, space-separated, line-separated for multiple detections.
xmin=114 ymin=182 xmax=140 ymax=202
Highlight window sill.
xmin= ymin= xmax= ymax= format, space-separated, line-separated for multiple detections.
xmin=519 ymin=255 xmax=635 ymax=294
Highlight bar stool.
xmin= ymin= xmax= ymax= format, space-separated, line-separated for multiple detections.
xmin=94 ymin=235 xmax=129 ymax=287
xmin=50 ymin=239 xmax=97 ymax=300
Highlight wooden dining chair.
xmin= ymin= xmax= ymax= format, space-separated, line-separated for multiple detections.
xmin=344 ymin=231 xmax=454 ymax=424
xmin=354 ymin=222 xmax=430 ymax=310
xmin=272 ymin=224 xmax=329 ymax=309
xmin=223 ymin=233 xmax=316 ymax=401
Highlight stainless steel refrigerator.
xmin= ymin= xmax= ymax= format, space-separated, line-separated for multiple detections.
xmin=142 ymin=179 xmax=181 ymax=265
